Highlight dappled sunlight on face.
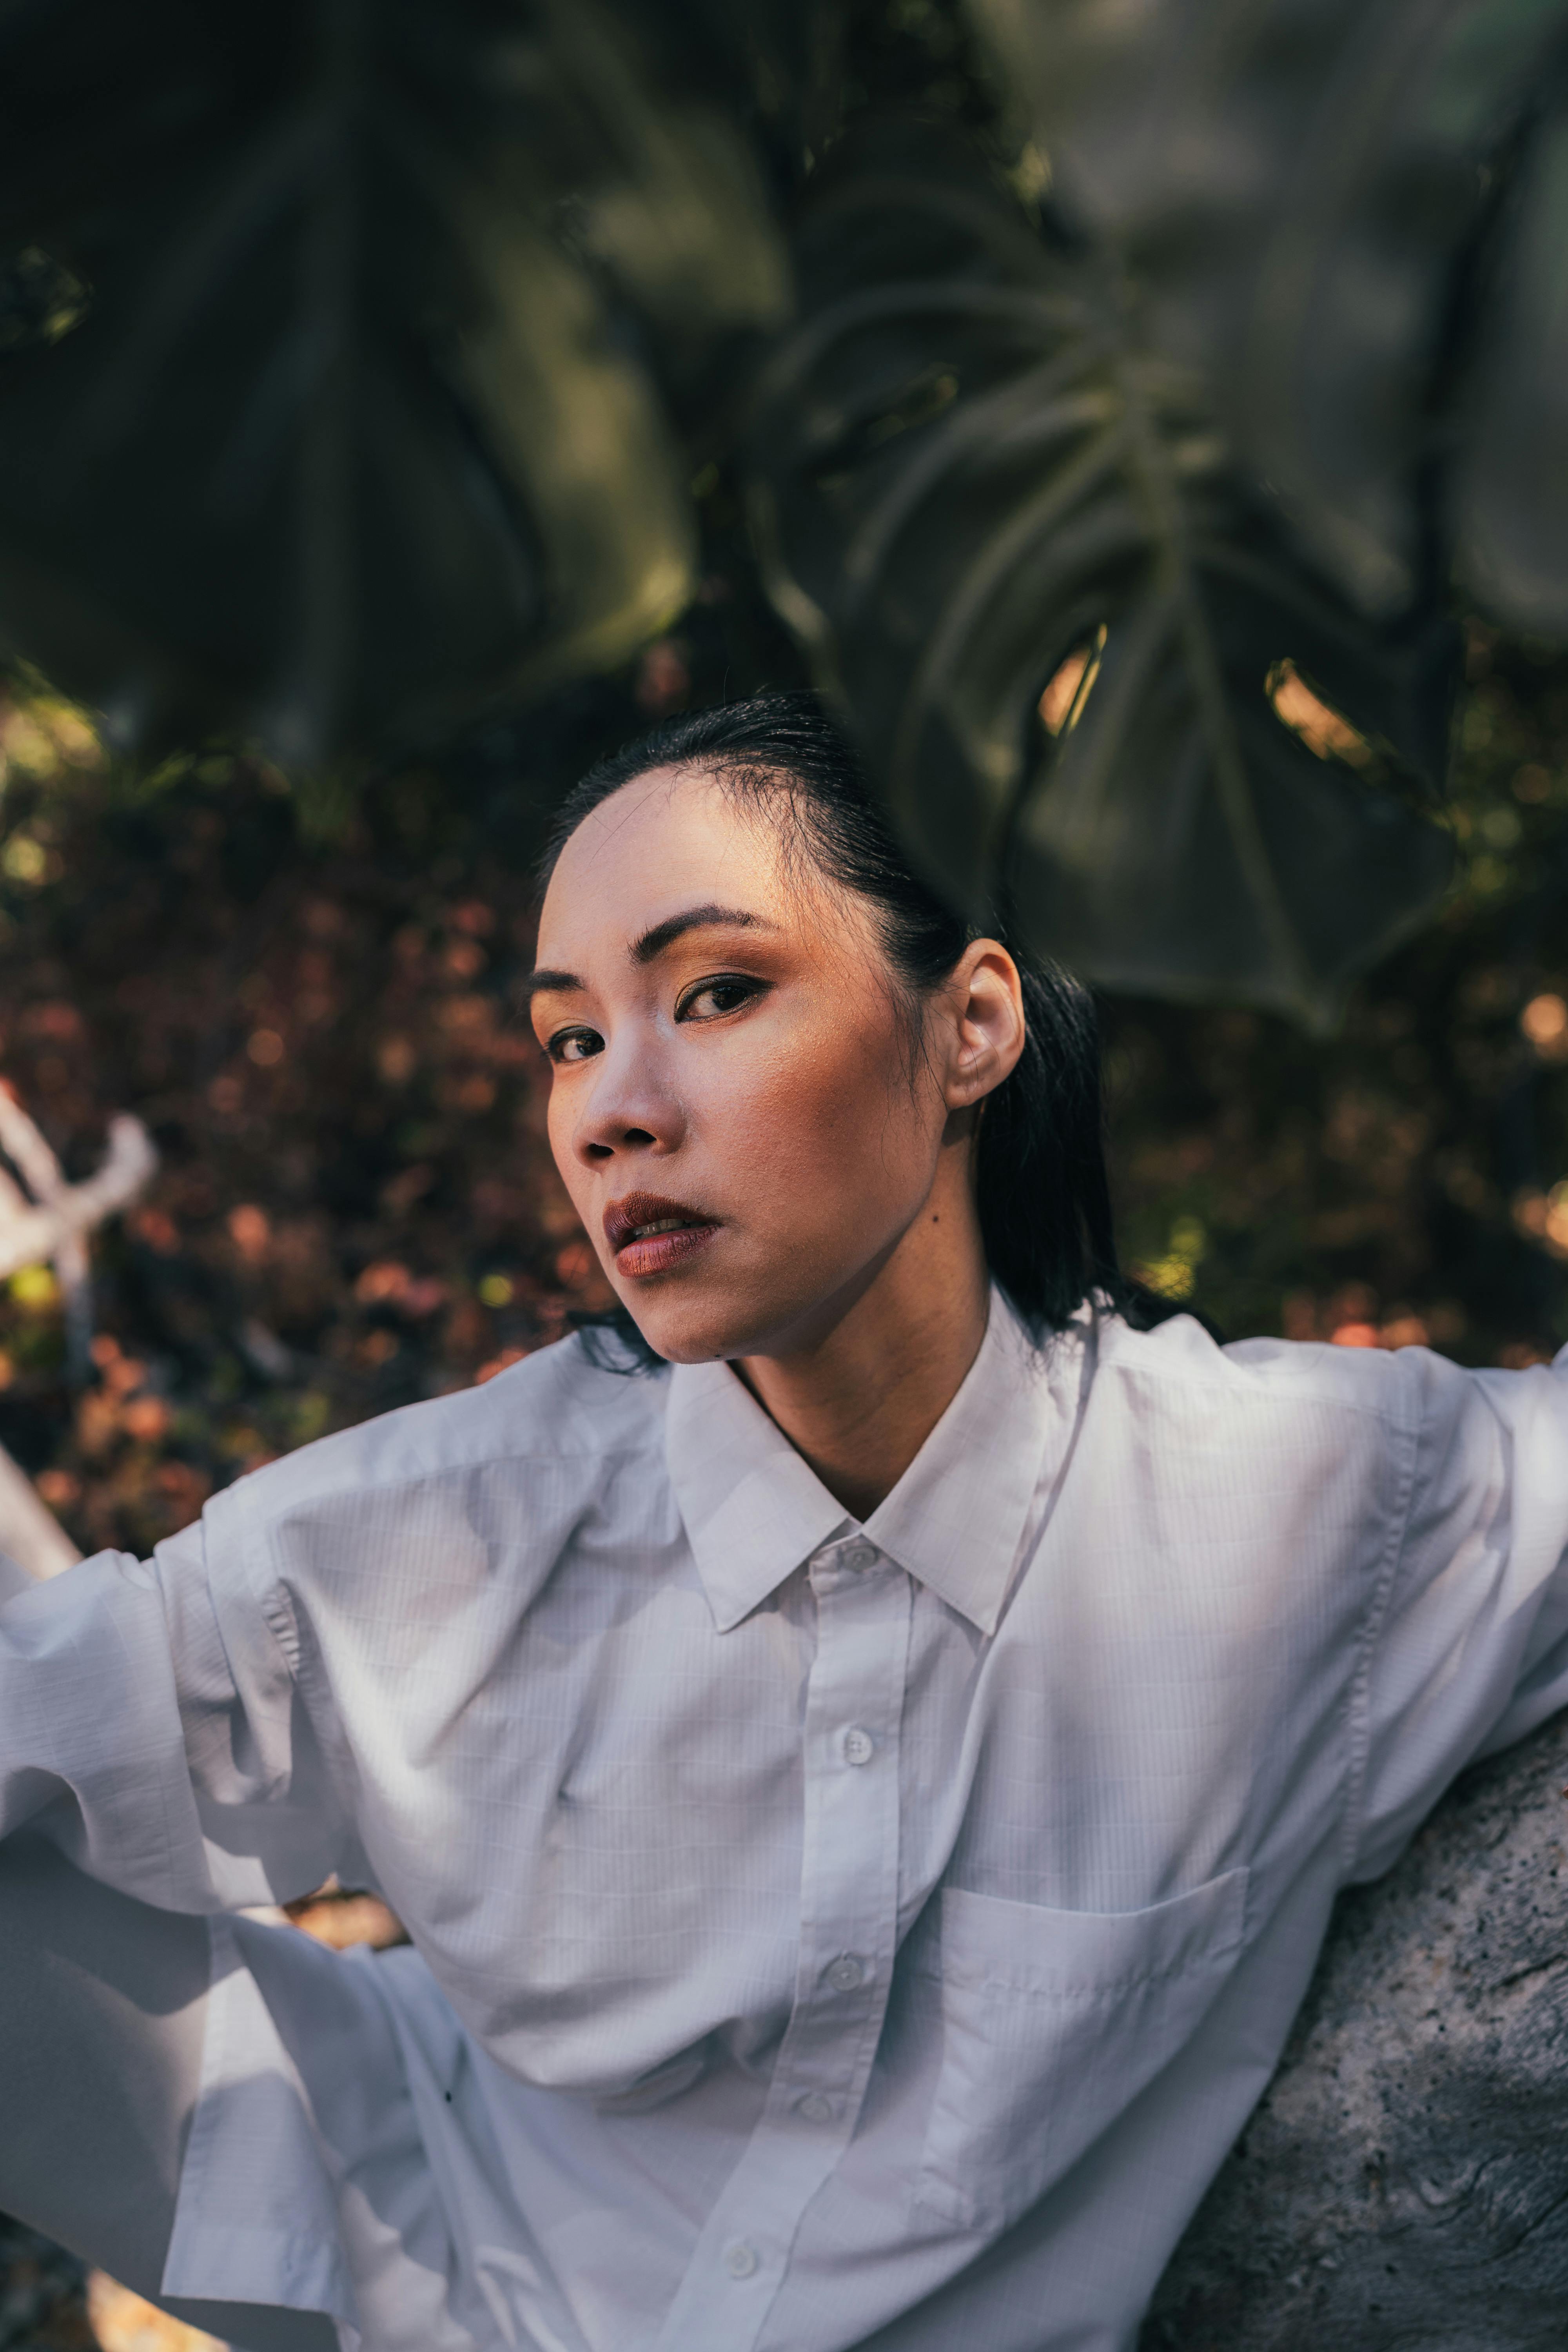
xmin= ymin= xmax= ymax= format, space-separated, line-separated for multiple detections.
xmin=531 ymin=766 xmax=951 ymax=1363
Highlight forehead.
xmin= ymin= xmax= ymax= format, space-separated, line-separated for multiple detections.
xmin=539 ymin=764 xmax=800 ymax=945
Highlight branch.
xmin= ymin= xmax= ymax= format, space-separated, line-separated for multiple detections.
xmin=0 ymin=1083 xmax=67 ymax=1205
xmin=0 ymin=1104 xmax=157 ymax=1281
xmin=0 ymin=1093 xmax=158 ymax=1585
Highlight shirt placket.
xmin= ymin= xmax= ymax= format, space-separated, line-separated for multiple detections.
xmin=652 ymin=1533 xmax=912 ymax=2352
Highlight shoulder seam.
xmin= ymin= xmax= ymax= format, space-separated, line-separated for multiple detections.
xmin=224 ymin=1437 xmax=666 ymax=1530
xmin=1101 ymin=1349 xmax=1410 ymax=1432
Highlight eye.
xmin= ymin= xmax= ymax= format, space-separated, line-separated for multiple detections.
xmin=547 ymin=1025 xmax=603 ymax=1064
xmin=676 ymin=975 xmax=764 ymax=1023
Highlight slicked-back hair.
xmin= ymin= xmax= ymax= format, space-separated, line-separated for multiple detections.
xmin=537 ymin=690 xmax=1178 ymax=1365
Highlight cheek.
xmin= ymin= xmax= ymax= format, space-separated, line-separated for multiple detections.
xmin=709 ymin=1018 xmax=926 ymax=1209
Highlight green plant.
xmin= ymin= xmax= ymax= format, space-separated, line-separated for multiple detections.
xmin=1 ymin=0 xmax=1566 ymax=1022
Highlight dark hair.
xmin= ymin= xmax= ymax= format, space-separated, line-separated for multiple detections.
xmin=538 ymin=690 xmax=1180 ymax=1364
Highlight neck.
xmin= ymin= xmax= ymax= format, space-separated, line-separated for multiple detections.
xmin=734 ymin=1165 xmax=991 ymax=1521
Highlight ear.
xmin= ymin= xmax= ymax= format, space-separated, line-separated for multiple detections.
xmin=940 ymin=940 xmax=1026 ymax=1111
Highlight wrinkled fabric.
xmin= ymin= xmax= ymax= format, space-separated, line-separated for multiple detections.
xmin=2 ymin=1296 xmax=1566 ymax=2352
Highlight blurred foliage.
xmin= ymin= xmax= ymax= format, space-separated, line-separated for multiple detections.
xmin=747 ymin=122 xmax=1454 ymax=1027
xmin=0 ymin=0 xmax=1565 ymax=1020
xmin=974 ymin=0 xmax=1568 ymax=632
xmin=1109 ymin=623 xmax=1568 ymax=1360
xmin=0 ymin=0 xmax=806 ymax=759
xmin=0 ymin=718 xmax=606 ymax=1554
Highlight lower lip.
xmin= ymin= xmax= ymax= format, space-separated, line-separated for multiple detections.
xmin=613 ymin=1223 xmax=719 ymax=1280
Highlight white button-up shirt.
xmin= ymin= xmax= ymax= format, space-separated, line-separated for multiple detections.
xmin=4 ymin=1294 xmax=1568 ymax=2352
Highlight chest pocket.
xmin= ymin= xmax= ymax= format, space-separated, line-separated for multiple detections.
xmin=915 ymin=1869 xmax=1249 ymax=2234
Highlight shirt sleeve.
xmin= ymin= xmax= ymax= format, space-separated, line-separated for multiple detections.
xmin=0 ymin=1513 xmax=350 ymax=1911
xmin=1352 ymin=1341 xmax=1568 ymax=1883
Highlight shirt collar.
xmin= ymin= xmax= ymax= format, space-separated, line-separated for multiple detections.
xmin=664 ymin=1288 xmax=1079 ymax=1636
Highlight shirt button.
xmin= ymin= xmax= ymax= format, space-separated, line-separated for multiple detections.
xmin=842 ymin=1726 xmax=875 ymax=1766
xmin=841 ymin=1538 xmax=877 ymax=1571
xmin=797 ymin=2092 xmax=833 ymax=2123
xmin=722 ymin=2240 xmax=760 ymax=2280
xmin=826 ymin=1953 xmax=866 ymax=1993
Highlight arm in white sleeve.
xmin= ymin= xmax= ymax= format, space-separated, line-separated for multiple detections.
xmin=1353 ymin=1342 xmax=1568 ymax=1883
xmin=0 ymin=1514 xmax=349 ymax=1912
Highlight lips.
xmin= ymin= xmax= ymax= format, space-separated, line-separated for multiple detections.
xmin=603 ymin=1191 xmax=720 ymax=1280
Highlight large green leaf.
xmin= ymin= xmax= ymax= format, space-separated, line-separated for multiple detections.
xmin=745 ymin=134 xmax=1454 ymax=1027
xmin=1453 ymin=102 xmax=1568 ymax=635
xmin=0 ymin=0 xmax=796 ymax=763
xmin=967 ymin=0 xmax=1568 ymax=626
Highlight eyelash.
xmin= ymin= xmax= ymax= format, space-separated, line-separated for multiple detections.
xmin=547 ymin=1029 xmax=602 ymax=1064
xmin=544 ymin=975 xmax=764 ymax=1064
xmin=677 ymin=973 xmax=763 ymax=1023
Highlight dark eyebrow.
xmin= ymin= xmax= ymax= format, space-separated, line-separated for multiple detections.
xmin=524 ymin=904 xmax=771 ymax=1000
xmin=632 ymin=904 xmax=771 ymax=965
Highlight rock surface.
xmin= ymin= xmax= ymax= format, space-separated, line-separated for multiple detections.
xmin=1144 ymin=1708 xmax=1568 ymax=2349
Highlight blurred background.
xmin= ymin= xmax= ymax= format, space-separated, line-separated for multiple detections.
xmin=1 ymin=0 xmax=1568 ymax=2340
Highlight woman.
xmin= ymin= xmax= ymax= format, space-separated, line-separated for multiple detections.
xmin=1 ymin=690 xmax=1566 ymax=2352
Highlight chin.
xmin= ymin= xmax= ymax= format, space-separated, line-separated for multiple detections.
xmin=613 ymin=1268 xmax=809 ymax=1366
xmin=619 ymin=1299 xmax=759 ymax=1366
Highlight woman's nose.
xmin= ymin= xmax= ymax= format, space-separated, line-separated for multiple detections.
xmin=572 ymin=1036 xmax=682 ymax=1165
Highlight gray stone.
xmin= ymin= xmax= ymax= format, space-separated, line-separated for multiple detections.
xmin=1145 ymin=1709 xmax=1568 ymax=2349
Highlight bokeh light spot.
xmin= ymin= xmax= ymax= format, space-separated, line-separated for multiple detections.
xmin=1040 ymin=626 xmax=1106 ymax=737
xmin=1521 ymin=993 xmax=1568 ymax=1056
xmin=1267 ymin=659 xmax=1371 ymax=767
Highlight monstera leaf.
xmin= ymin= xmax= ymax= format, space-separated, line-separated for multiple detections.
xmin=967 ymin=0 xmax=1568 ymax=630
xmin=745 ymin=134 xmax=1454 ymax=1026
xmin=0 ymin=0 xmax=796 ymax=763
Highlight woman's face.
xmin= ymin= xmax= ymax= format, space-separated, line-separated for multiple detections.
xmin=530 ymin=763 xmax=1018 ymax=1364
